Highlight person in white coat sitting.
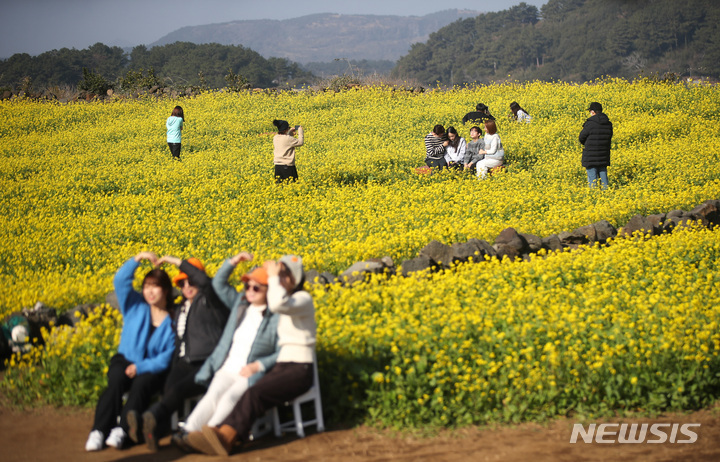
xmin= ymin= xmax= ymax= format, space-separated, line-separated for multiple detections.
xmin=476 ymin=119 xmax=505 ymax=179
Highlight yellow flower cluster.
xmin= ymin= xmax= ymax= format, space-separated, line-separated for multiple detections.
xmin=1 ymin=80 xmax=719 ymax=423
xmin=1 ymin=80 xmax=718 ymax=315
xmin=2 ymin=306 xmax=122 ymax=406
xmin=314 ymin=225 xmax=720 ymax=426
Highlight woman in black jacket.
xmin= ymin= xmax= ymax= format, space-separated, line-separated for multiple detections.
xmin=579 ymin=102 xmax=613 ymax=189
xmin=126 ymin=256 xmax=230 ymax=451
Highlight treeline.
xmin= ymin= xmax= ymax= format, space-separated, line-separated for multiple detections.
xmin=0 ymin=42 xmax=315 ymax=92
xmin=392 ymin=0 xmax=720 ymax=85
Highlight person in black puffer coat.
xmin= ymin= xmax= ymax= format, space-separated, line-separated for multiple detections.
xmin=129 ymin=256 xmax=230 ymax=452
xmin=579 ymin=102 xmax=613 ymax=189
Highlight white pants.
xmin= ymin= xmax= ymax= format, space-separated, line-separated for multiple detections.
xmin=183 ymin=367 xmax=249 ymax=431
xmin=476 ymin=158 xmax=503 ymax=179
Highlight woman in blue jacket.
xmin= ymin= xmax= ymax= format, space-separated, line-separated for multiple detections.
xmin=85 ymin=252 xmax=176 ymax=451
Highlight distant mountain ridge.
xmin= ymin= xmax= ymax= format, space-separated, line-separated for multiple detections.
xmin=150 ymin=10 xmax=480 ymax=63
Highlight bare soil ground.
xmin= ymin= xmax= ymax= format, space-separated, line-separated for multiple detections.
xmin=1 ymin=403 xmax=719 ymax=462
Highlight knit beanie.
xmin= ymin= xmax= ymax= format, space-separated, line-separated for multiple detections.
xmin=279 ymin=255 xmax=304 ymax=290
xmin=273 ymin=119 xmax=290 ymax=132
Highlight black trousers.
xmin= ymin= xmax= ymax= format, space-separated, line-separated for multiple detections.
xmin=274 ymin=164 xmax=298 ymax=183
xmin=92 ymin=354 xmax=167 ymax=435
xmin=168 ymin=143 xmax=181 ymax=159
xmin=425 ymin=157 xmax=447 ymax=170
xmin=221 ymin=362 xmax=313 ymax=441
xmin=147 ymin=356 xmax=206 ymax=437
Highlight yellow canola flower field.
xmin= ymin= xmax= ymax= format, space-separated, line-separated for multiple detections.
xmin=1 ymin=79 xmax=720 ymax=426
xmin=316 ymin=225 xmax=720 ymax=426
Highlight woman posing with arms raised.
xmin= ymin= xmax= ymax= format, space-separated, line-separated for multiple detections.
xmin=171 ymin=252 xmax=280 ymax=451
xmin=85 ymin=252 xmax=175 ymax=452
xmin=185 ymin=255 xmax=316 ymax=456
xmin=132 ymin=255 xmax=230 ymax=451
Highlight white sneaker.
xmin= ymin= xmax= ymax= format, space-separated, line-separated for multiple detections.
xmin=105 ymin=426 xmax=126 ymax=449
xmin=85 ymin=430 xmax=104 ymax=451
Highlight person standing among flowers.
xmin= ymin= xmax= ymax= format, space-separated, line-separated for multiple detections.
xmin=273 ymin=119 xmax=304 ymax=183
xmin=85 ymin=252 xmax=175 ymax=452
xmin=185 ymin=255 xmax=316 ymax=456
xmin=579 ymin=102 xmax=613 ymax=189
xmin=167 ymin=106 xmax=184 ymax=160
xmin=132 ymin=256 xmax=230 ymax=451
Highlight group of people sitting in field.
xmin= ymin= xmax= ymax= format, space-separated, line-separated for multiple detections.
xmin=85 ymin=251 xmax=315 ymax=457
xmin=424 ymin=101 xmax=531 ymax=179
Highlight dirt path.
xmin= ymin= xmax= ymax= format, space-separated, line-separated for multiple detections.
xmin=1 ymin=404 xmax=719 ymax=461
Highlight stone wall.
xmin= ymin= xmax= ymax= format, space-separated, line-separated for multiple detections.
xmin=310 ymin=199 xmax=720 ymax=285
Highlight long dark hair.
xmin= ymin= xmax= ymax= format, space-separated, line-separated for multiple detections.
xmin=171 ymin=106 xmax=184 ymax=121
xmin=142 ymin=269 xmax=174 ymax=311
xmin=446 ymin=126 xmax=461 ymax=149
xmin=509 ymin=101 xmax=527 ymax=120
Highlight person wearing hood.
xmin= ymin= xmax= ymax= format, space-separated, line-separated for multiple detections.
xmin=579 ymin=102 xmax=613 ymax=189
xmin=185 ymin=255 xmax=316 ymax=456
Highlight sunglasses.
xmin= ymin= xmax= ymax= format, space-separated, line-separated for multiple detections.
xmin=177 ymin=279 xmax=193 ymax=288
xmin=246 ymin=283 xmax=267 ymax=292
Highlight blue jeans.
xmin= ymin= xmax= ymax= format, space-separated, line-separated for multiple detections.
xmin=586 ymin=166 xmax=608 ymax=189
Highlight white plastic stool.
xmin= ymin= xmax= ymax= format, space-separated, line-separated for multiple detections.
xmin=249 ymin=409 xmax=275 ymax=440
xmin=272 ymin=356 xmax=325 ymax=438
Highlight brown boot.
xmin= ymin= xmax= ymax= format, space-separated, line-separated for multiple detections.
xmin=200 ymin=425 xmax=236 ymax=456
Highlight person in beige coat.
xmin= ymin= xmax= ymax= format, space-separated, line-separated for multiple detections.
xmin=272 ymin=119 xmax=304 ymax=183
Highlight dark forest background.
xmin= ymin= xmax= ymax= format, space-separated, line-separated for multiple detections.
xmin=1 ymin=0 xmax=718 ymax=92
xmin=393 ymin=0 xmax=720 ymax=84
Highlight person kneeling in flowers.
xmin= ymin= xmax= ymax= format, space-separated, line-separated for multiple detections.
xmin=85 ymin=252 xmax=175 ymax=452
xmin=130 ymin=255 xmax=230 ymax=451
xmin=171 ymin=252 xmax=280 ymax=451
xmin=185 ymin=255 xmax=316 ymax=456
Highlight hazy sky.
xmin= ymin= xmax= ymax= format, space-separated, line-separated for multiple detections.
xmin=0 ymin=0 xmax=547 ymax=58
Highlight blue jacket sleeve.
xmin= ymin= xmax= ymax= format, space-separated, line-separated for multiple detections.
xmin=212 ymin=259 xmax=243 ymax=309
xmin=113 ymin=259 xmax=146 ymax=317
xmin=134 ymin=316 xmax=175 ymax=375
